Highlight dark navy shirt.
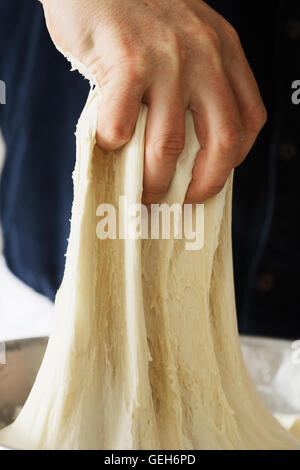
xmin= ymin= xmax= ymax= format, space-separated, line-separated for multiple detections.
xmin=209 ymin=0 xmax=300 ymax=339
xmin=0 ymin=0 xmax=299 ymax=339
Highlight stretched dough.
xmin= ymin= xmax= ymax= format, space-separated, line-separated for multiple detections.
xmin=0 ymin=87 xmax=299 ymax=450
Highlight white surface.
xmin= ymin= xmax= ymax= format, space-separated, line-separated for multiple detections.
xmin=0 ymin=256 xmax=53 ymax=341
xmin=0 ymin=130 xmax=53 ymax=341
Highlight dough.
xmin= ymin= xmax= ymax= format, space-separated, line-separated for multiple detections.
xmin=0 ymin=86 xmax=299 ymax=450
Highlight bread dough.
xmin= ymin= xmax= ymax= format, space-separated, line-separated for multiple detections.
xmin=0 ymin=87 xmax=299 ymax=450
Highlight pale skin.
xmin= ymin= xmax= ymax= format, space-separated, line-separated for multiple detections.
xmin=39 ymin=0 xmax=267 ymax=204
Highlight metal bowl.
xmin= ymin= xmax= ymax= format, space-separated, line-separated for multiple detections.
xmin=240 ymin=335 xmax=300 ymax=416
xmin=0 ymin=338 xmax=48 ymax=433
xmin=0 ymin=335 xmax=299 ymax=449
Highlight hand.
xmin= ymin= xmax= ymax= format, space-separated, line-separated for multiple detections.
xmin=41 ymin=0 xmax=267 ymax=203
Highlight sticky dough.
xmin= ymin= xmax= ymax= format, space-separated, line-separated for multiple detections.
xmin=0 ymin=87 xmax=299 ymax=450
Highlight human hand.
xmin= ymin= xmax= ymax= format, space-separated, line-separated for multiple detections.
xmin=41 ymin=0 xmax=267 ymax=203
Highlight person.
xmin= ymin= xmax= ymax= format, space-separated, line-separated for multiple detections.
xmin=0 ymin=0 xmax=299 ymax=338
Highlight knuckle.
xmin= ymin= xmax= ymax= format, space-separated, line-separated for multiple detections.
xmin=250 ymin=102 xmax=268 ymax=130
xmin=126 ymin=59 xmax=147 ymax=83
xmin=152 ymin=134 xmax=185 ymax=165
xmin=201 ymin=180 xmax=225 ymax=200
xmin=162 ymin=29 xmax=179 ymax=51
xmin=143 ymin=188 xmax=167 ymax=203
xmin=117 ymin=53 xmax=148 ymax=83
xmin=218 ymin=125 xmax=244 ymax=151
xmin=200 ymin=24 xmax=221 ymax=53
xmin=102 ymin=122 xmax=131 ymax=146
xmin=158 ymin=31 xmax=182 ymax=71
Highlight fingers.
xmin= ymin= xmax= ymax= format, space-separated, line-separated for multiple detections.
xmin=222 ymin=27 xmax=267 ymax=164
xmin=142 ymin=81 xmax=186 ymax=205
xmin=95 ymin=68 xmax=145 ymax=151
xmin=186 ymin=67 xmax=244 ymax=203
xmin=93 ymin=22 xmax=266 ymax=207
